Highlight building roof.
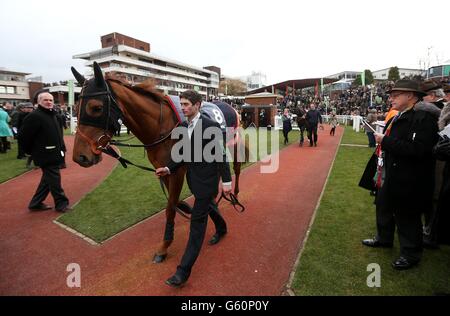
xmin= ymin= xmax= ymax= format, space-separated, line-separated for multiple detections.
xmin=73 ymin=45 xmax=218 ymax=76
xmin=246 ymin=78 xmax=338 ymax=95
xmin=0 ymin=67 xmax=31 ymax=76
xmin=372 ymin=67 xmax=422 ymax=73
xmin=245 ymin=92 xmax=283 ymax=99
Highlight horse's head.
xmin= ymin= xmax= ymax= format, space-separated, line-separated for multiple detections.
xmin=71 ymin=62 xmax=123 ymax=167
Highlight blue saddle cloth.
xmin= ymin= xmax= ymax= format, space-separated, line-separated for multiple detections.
xmin=168 ymin=96 xmax=238 ymax=131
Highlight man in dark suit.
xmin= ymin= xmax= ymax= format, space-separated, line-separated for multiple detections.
xmin=18 ymin=92 xmax=70 ymax=213
xmin=362 ymin=80 xmax=439 ymax=270
xmin=305 ymin=103 xmax=323 ymax=147
xmin=156 ymin=90 xmax=232 ymax=287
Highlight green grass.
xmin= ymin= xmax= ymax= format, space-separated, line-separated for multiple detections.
xmin=57 ymin=135 xmax=192 ymax=243
xmin=0 ymin=129 xmax=73 ymax=183
xmin=292 ymin=128 xmax=450 ymax=295
xmin=0 ymin=139 xmax=33 ymax=183
xmin=58 ymin=129 xmax=297 ymax=243
xmin=341 ymin=126 xmax=370 ymax=145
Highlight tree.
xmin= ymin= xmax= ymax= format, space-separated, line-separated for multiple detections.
xmin=353 ymin=75 xmax=362 ymax=86
xmin=352 ymin=69 xmax=373 ymax=86
xmin=388 ymin=67 xmax=400 ymax=81
xmin=219 ymin=78 xmax=247 ymax=95
xmin=364 ymin=69 xmax=374 ymax=85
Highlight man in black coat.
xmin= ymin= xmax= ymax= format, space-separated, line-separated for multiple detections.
xmin=16 ymin=103 xmax=34 ymax=159
xmin=156 ymin=90 xmax=232 ymax=287
xmin=305 ymin=103 xmax=323 ymax=147
xmin=362 ymin=80 xmax=439 ymax=270
xmin=422 ymin=80 xmax=446 ymax=110
xmin=18 ymin=92 xmax=70 ymax=212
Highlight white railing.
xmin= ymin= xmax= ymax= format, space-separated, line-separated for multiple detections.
xmin=70 ymin=118 xmax=128 ymax=135
xmin=275 ymin=114 xmax=367 ymax=132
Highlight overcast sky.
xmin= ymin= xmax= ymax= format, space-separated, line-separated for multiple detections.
xmin=1 ymin=0 xmax=449 ymax=84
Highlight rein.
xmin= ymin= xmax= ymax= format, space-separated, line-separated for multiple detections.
xmin=217 ymin=191 xmax=245 ymax=213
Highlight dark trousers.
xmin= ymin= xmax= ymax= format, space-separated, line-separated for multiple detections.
xmin=17 ymin=142 xmax=26 ymax=158
xmin=367 ymin=132 xmax=376 ymax=148
xmin=0 ymin=137 xmax=8 ymax=153
xmin=283 ymin=129 xmax=290 ymax=144
xmin=376 ymin=191 xmax=423 ymax=261
xmin=299 ymin=126 xmax=305 ymax=145
xmin=29 ymin=165 xmax=69 ymax=210
xmin=307 ymin=125 xmax=318 ymax=145
xmin=330 ymin=127 xmax=336 ymax=136
xmin=176 ymin=196 xmax=227 ymax=280
xmin=424 ymin=160 xmax=445 ymax=245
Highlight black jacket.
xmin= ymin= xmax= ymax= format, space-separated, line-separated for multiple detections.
xmin=305 ymin=109 xmax=322 ymax=126
xmin=18 ymin=106 xmax=66 ymax=167
xmin=376 ymin=108 xmax=438 ymax=210
xmin=167 ymin=115 xmax=231 ymax=199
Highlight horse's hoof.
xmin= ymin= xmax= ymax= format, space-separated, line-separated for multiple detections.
xmin=153 ymin=254 xmax=167 ymax=264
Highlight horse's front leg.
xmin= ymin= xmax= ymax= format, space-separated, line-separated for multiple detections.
xmin=153 ymin=171 xmax=185 ymax=263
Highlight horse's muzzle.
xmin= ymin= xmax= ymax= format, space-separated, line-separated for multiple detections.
xmin=77 ymin=154 xmax=101 ymax=167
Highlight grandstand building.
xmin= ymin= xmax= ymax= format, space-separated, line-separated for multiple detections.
xmin=372 ymin=67 xmax=424 ymax=80
xmin=73 ymin=32 xmax=220 ymax=99
xmin=0 ymin=68 xmax=31 ymax=106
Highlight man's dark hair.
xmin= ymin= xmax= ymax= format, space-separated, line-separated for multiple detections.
xmin=180 ymin=90 xmax=202 ymax=106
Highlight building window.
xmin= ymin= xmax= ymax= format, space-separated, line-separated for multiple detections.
xmin=0 ymin=86 xmax=15 ymax=94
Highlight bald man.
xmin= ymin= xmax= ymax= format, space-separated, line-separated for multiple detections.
xmin=18 ymin=92 xmax=70 ymax=212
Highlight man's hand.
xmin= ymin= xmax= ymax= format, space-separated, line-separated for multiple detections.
xmin=374 ymin=132 xmax=385 ymax=144
xmin=155 ymin=167 xmax=169 ymax=178
xmin=222 ymin=183 xmax=232 ymax=195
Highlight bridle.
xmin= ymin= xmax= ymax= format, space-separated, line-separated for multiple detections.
xmin=76 ymin=79 xmax=179 ymax=156
xmin=76 ymin=81 xmax=117 ymax=155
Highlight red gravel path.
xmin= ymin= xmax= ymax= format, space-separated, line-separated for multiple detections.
xmin=0 ymin=127 xmax=342 ymax=295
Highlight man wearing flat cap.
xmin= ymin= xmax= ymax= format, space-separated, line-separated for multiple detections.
xmin=443 ymin=83 xmax=450 ymax=103
xmin=362 ymin=79 xmax=439 ymax=270
xmin=422 ymin=80 xmax=446 ymax=110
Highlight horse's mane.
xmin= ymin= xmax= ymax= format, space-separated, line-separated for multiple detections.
xmin=105 ymin=72 xmax=166 ymax=104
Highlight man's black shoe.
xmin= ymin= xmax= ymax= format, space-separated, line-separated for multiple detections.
xmin=29 ymin=203 xmax=52 ymax=212
xmin=208 ymin=232 xmax=227 ymax=245
xmin=392 ymin=256 xmax=419 ymax=270
xmin=165 ymin=274 xmax=187 ymax=288
xmin=362 ymin=238 xmax=393 ymax=248
xmin=56 ymin=207 xmax=72 ymax=213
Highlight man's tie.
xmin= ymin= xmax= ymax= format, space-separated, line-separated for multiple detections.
xmin=188 ymin=120 xmax=194 ymax=139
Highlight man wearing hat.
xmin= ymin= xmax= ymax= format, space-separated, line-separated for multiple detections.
xmin=443 ymin=83 xmax=450 ymax=103
xmin=16 ymin=102 xmax=34 ymax=159
xmin=362 ymin=79 xmax=439 ymax=270
xmin=422 ymin=80 xmax=446 ymax=110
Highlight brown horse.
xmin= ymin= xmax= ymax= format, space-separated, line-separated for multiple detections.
xmin=71 ymin=62 xmax=245 ymax=263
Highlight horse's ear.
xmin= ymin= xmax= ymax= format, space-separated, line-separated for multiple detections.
xmin=93 ymin=62 xmax=106 ymax=88
xmin=71 ymin=66 xmax=85 ymax=85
